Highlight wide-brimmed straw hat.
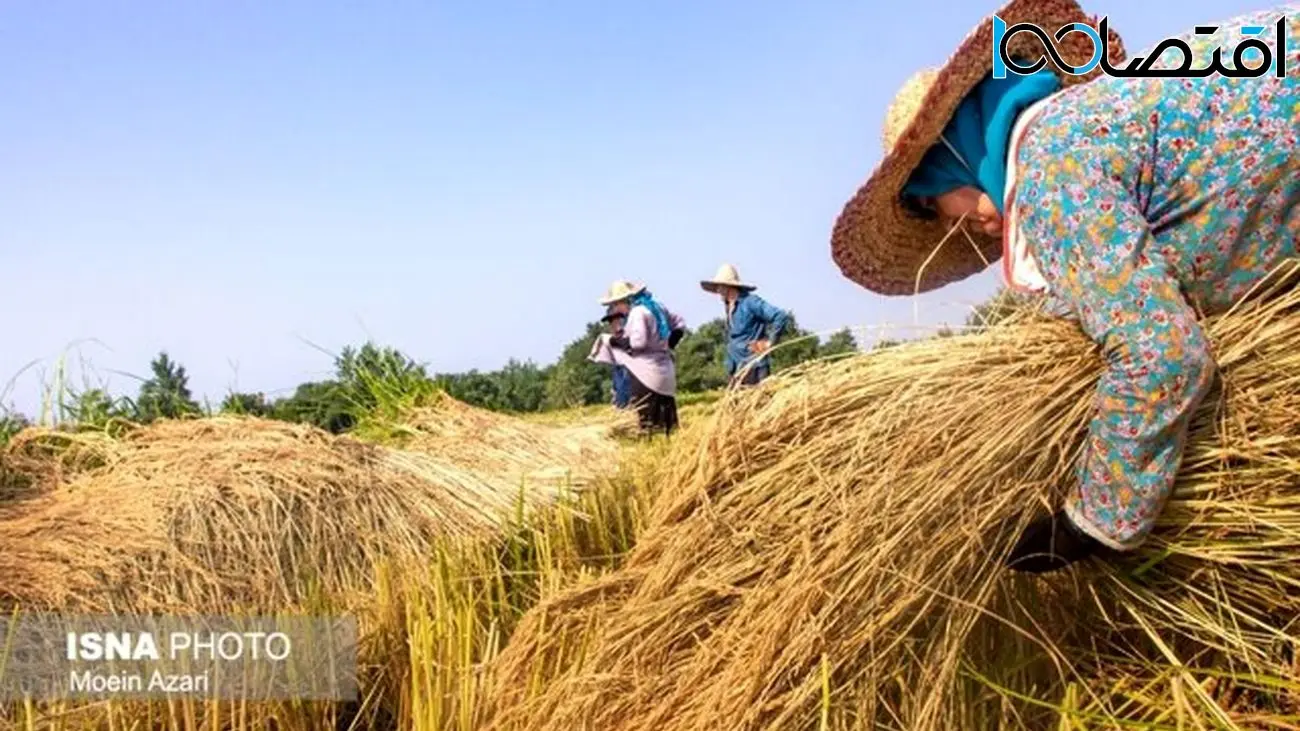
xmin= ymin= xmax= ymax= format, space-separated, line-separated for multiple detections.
xmin=830 ymin=0 xmax=1126 ymax=296
xmin=700 ymin=263 xmax=757 ymax=294
xmin=599 ymin=280 xmax=646 ymax=306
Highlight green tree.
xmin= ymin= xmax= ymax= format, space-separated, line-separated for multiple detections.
xmin=437 ymin=371 xmax=501 ymax=410
xmin=544 ymin=322 xmax=609 ymax=410
xmin=134 ymin=352 xmax=201 ymax=423
xmin=673 ymin=319 xmax=729 ymax=393
xmin=434 ymin=360 xmax=550 ymax=413
xmin=494 ymin=359 xmax=550 ymax=412
xmin=767 ymin=317 xmax=813 ymax=372
xmin=221 ymin=392 xmax=273 ymax=417
xmin=271 ymin=381 xmax=355 ymax=434
xmin=817 ymin=328 xmax=859 ymax=357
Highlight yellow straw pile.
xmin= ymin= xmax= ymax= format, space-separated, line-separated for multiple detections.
xmin=486 ymin=272 xmax=1300 ymax=730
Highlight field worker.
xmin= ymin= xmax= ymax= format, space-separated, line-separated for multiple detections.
xmin=829 ymin=0 xmax=1300 ymax=574
xmin=602 ymin=308 xmax=633 ymax=409
xmin=598 ymin=280 xmax=686 ymax=436
xmin=700 ymin=263 xmax=790 ymax=386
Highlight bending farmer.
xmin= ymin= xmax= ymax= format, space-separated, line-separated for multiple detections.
xmin=598 ymin=280 xmax=685 ymax=436
xmin=700 ymin=263 xmax=790 ymax=386
xmin=830 ymin=0 xmax=1300 ymax=573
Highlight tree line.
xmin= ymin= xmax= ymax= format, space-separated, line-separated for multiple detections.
xmin=0 ymin=290 xmax=1038 ymax=441
xmin=0 ymin=314 xmax=855 ymax=438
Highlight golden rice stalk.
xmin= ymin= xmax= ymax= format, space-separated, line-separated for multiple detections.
xmin=485 ymin=267 xmax=1300 ymax=730
xmin=391 ymin=395 xmax=632 ymax=489
xmin=0 ymin=427 xmax=125 ymax=498
xmin=0 ymin=414 xmax=587 ymax=613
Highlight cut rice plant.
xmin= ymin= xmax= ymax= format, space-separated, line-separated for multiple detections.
xmin=403 ymin=442 xmax=666 ymax=731
xmin=484 ymin=267 xmax=1300 ymax=731
xmin=0 ymin=397 xmax=667 ymax=731
xmin=7 ymin=268 xmax=1299 ymax=730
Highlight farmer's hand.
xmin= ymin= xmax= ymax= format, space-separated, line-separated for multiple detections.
xmin=1005 ymin=510 xmax=1099 ymax=573
xmin=668 ymin=328 xmax=684 ymax=350
xmin=748 ymin=339 xmax=771 ymax=355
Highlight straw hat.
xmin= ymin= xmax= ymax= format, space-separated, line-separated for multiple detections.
xmin=830 ymin=0 xmax=1126 ymax=296
xmin=700 ymin=263 xmax=757 ymax=294
xmin=599 ymin=280 xmax=645 ymax=306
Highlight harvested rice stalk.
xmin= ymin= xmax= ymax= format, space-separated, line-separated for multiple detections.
xmin=389 ymin=395 xmax=632 ymax=489
xmin=486 ymin=284 xmax=1300 ymax=731
xmin=0 ymin=415 xmax=581 ymax=612
xmin=0 ymin=427 xmax=126 ymax=498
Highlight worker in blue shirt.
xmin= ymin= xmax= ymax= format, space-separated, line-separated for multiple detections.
xmin=700 ymin=264 xmax=790 ymax=386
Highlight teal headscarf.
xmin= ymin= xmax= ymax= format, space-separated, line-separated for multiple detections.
xmin=902 ymin=70 xmax=1060 ymax=215
xmin=628 ymin=291 xmax=672 ymax=340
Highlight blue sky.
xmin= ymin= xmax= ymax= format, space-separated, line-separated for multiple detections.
xmin=0 ymin=0 xmax=1271 ymax=416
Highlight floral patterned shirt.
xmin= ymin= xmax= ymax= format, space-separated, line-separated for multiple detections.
xmin=1012 ymin=6 xmax=1300 ymax=550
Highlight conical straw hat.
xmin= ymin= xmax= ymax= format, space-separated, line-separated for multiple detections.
xmin=700 ymin=263 xmax=757 ymax=294
xmin=829 ymin=0 xmax=1126 ymax=296
xmin=599 ymin=280 xmax=646 ymax=306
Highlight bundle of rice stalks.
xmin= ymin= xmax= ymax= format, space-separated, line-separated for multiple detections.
xmin=396 ymin=395 xmax=632 ymax=487
xmin=0 ymin=416 xmax=571 ymax=613
xmin=0 ymin=427 xmax=126 ymax=499
xmin=486 ymin=276 xmax=1300 ymax=730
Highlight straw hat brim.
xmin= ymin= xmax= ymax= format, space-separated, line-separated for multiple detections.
xmin=700 ymin=280 xmax=757 ymax=294
xmin=830 ymin=0 xmax=1127 ymax=296
xmin=599 ymin=284 xmax=646 ymax=306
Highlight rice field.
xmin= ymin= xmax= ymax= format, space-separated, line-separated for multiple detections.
xmin=0 ymin=394 xmax=672 ymax=731
xmin=2 ymin=269 xmax=1300 ymax=730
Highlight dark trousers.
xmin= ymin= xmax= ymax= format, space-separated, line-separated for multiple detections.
xmin=626 ymin=372 xmax=678 ymax=436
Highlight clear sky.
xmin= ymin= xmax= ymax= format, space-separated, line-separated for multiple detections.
xmin=0 ymin=0 xmax=1271 ymax=416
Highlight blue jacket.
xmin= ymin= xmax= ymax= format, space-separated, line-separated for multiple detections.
xmin=725 ymin=292 xmax=790 ymax=376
